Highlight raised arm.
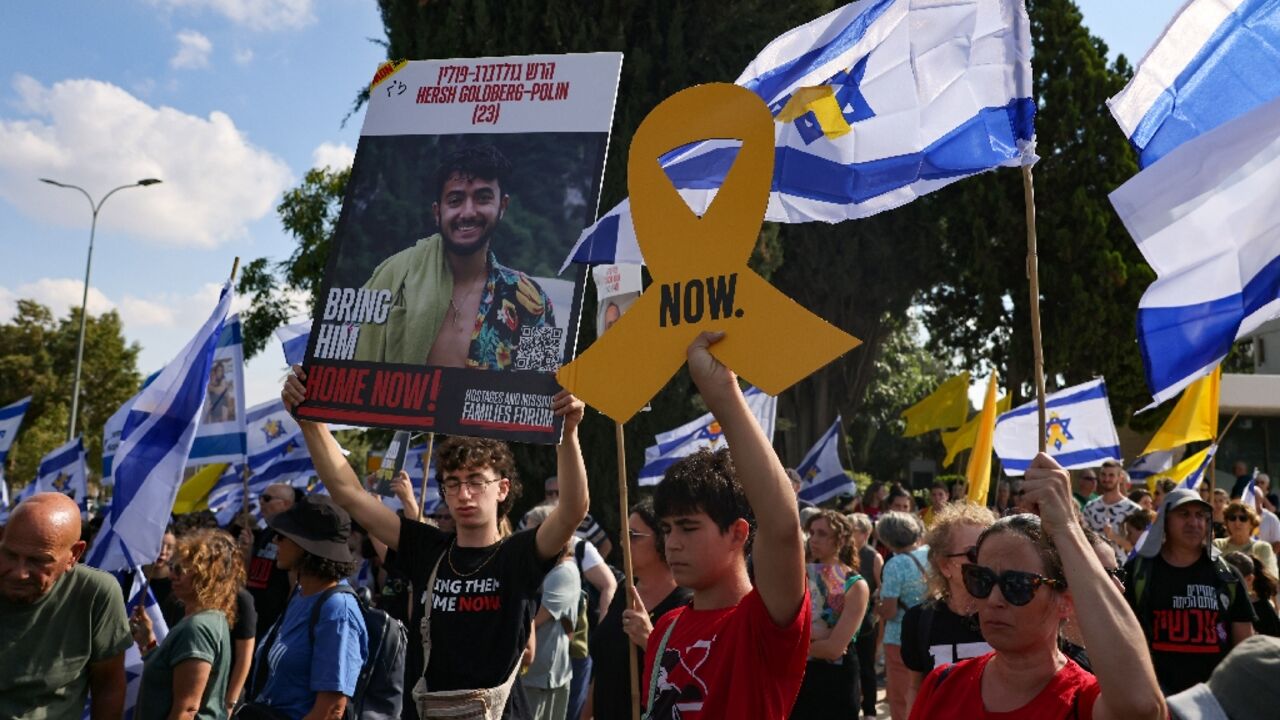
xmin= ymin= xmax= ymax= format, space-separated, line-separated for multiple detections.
xmin=688 ymin=332 xmax=805 ymax=626
xmin=283 ymin=366 xmax=403 ymax=550
xmin=536 ymin=391 xmax=589 ymax=561
xmin=1021 ymin=453 xmax=1165 ymax=720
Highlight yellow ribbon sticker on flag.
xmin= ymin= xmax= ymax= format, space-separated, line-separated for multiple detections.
xmin=556 ymin=83 xmax=861 ymax=422
xmin=775 ymin=86 xmax=853 ymax=139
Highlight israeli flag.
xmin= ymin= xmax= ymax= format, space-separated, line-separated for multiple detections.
xmin=0 ymin=481 xmax=37 ymax=523
xmin=638 ymin=387 xmax=777 ymax=486
xmin=35 ymin=437 xmax=89 ymax=511
xmin=563 ymin=0 xmax=1035 ymax=270
xmin=1111 ymin=93 xmax=1280 ymax=406
xmin=114 ymin=564 xmax=170 ymax=720
xmin=103 ymin=370 xmax=161 ymax=487
xmin=0 ymin=395 xmax=32 ymax=467
xmin=1128 ymin=449 xmax=1175 ymax=483
xmin=87 ymin=281 xmax=232 ymax=572
xmin=1108 ymin=0 xmax=1280 ymax=170
xmin=208 ymin=399 xmax=316 ymax=523
xmin=1241 ymin=466 xmax=1261 ymax=507
xmin=795 ymin=416 xmax=852 ymax=504
xmin=276 ymin=320 xmax=312 ymax=368
xmin=993 ymin=378 xmax=1122 ymax=476
xmin=187 ymin=315 xmax=247 ymax=466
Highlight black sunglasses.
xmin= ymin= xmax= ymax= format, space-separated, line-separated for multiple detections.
xmin=961 ymin=563 xmax=1065 ymax=606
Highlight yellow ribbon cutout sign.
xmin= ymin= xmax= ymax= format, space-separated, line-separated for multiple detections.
xmin=557 ymin=83 xmax=861 ymax=422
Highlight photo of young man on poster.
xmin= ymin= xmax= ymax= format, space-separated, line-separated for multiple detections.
xmin=352 ymin=144 xmax=558 ymax=370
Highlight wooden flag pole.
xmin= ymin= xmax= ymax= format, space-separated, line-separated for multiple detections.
xmin=1022 ymin=166 xmax=1049 ymax=452
xmin=417 ymin=432 xmax=436 ymax=521
xmin=616 ymin=421 xmax=640 ymax=720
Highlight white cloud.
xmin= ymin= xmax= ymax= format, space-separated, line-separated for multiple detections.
xmin=0 ymin=74 xmax=293 ymax=248
xmin=151 ymin=0 xmax=315 ymax=31
xmin=0 ymin=278 xmax=114 ymax=322
xmin=233 ymin=47 xmax=254 ymax=65
xmin=171 ymin=30 xmax=213 ymax=69
xmin=311 ymin=141 xmax=354 ymax=171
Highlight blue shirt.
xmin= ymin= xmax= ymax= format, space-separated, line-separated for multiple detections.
xmin=255 ymin=581 xmax=368 ymax=719
xmin=881 ymin=546 xmax=930 ymax=646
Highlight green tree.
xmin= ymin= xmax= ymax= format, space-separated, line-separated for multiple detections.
xmin=0 ymin=300 xmax=142 ymax=487
xmin=922 ymin=0 xmax=1151 ymax=427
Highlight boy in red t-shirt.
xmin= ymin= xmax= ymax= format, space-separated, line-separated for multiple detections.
xmin=629 ymin=332 xmax=811 ymax=719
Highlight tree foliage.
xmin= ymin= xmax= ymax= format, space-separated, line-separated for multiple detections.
xmin=239 ymin=0 xmax=1170 ymax=532
xmin=0 ymin=301 xmax=142 ymax=487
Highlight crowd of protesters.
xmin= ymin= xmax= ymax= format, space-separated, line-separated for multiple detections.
xmin=4 ymin=339 xmax=1280 ymax=719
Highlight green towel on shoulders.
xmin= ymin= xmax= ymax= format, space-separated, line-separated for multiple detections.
xmin=353 ymin=234 xmax=453 ymax=364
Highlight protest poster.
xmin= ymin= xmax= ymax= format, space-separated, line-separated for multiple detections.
xmin=592 ymin=263 xmax=643 ymax=336
xmin=297 ymin=53 xmax=623 ymax=443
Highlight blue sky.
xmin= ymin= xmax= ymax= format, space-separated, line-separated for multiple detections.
xmin=0 ymin=0 xmax=1186 ymax=410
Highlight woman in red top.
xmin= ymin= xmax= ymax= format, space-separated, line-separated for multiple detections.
xmin=909 ymin=453 xmax=1165 ymax=720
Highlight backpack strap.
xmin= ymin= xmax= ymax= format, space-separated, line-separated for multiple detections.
xmin=643 ymin=607 xmax=684 ymax=719
xmin=418 ymin=549 xmax=447 ymax=676
xmin=308 ymin=584 xmax=357 ymax=643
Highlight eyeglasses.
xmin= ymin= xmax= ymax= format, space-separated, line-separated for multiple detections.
xmin=1226 ymin=514 xmax=1251 ymax=523
xmin=945 ymin=546 xmax=978 ymax=563
xmin=1104 ymin=566 xmax=1126 ymax=585
xmin=442 ymin=478 xmax=500 ymax=494
xmin=961 ymin=563 xmax=1065 ymax=606
xmin=628 ymin=530 xmax=652 ymax=540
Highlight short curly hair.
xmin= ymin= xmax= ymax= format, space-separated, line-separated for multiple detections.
xmin=435 ymin=435 xmax=522 ymax=519
xmin=924 ymin=503 xmax=996 ymax=600
xmin=805 ymin=509 xmax=858 ymax=570
xmin=296 ymin=553 xmax=357 ymax=583
xmin=174 ymin=529 xmax=244 ymax=626
xmin=653 ymin=448 xmax=754 ymax=558
xmin=433 ymin=144 xmax=511 ymax=205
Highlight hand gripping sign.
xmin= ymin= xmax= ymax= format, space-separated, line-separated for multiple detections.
xmin=557 ymin=83 xmax=861 ymax=422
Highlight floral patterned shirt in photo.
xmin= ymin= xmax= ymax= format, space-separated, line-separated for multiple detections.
xmin=465 ymin=252 xmax=557 ymax=370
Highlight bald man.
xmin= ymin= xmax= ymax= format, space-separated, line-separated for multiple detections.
xmin=0 ymin=492 xmax=131 ymax=719
xmin=237 ymin=482 xmax=298 ymax=639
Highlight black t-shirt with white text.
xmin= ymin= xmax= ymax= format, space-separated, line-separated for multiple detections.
xmin=899 ymin=601 xmax=991 ymax=673
xmin=1124 ymin=553 xmax=1256 ymax=694
xmin=390 ymin=520 xmax=555 ymax=719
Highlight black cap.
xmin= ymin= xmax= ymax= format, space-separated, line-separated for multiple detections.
xmin=267 ymin=494 xmax=354 ymax=563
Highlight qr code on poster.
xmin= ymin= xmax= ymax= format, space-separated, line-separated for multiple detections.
xmin=515 ymin=326 xmax=564 ymax=371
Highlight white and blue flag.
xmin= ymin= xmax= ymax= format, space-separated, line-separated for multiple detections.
xmin=35 ymin=437 xmax=89 ymax=511
xmin=1108 ymin=0 xmax=1280 ymax=170
xmin=208 ymin=399 xmax=317 ymax=524
xmin=103 ymin=370 xmax=161 ymax=487
xmin=87 ymin=281 xmax=232 ymax=571
xmin=1182 ymin=444 xmax=1219 ymax=490
xmin=0 ymin=395 xmax=32 ymax=470
xmin=187 ymin=315 xmax=247 ymax=466
xmin=993 ymin=378 xmax=1122 ymax=476
xmin=795 ymin=416 xmax=852 ymax=504
xmin=1128 ymin=449 xmax=1175 ymax=483
xmin=1111 ymin=92 xmax=1280 ymax=406
xmin=639 ymin=387 xmax=777 ymax=486
xmin=276 ymin=319 xmax=312 ymax=368
xmin=563 ymin=0 xmax=1035 ymax=270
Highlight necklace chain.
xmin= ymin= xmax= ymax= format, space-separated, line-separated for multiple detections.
xmin=448 ymin=277 xmax=482 ymax=331
xmin=446 ymin=536 xmax=504 ymax=577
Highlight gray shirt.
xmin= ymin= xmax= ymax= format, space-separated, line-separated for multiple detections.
xmin=524 ymin=560 xmax=580 ymax=689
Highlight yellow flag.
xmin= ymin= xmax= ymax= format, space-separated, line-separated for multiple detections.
xmin=901 ymin=371 xmax=971 ymax=437
xmin=172 ymin=463 xmax=229 ymax=515
xmin=1142 ymin=366 xmax=1220 ymax=456
xmin=942 ymin=394 xmax=1012 ymax=467
xmin=1147 ymin=445 xmax=1216 ymax=490
xmin=966 ymin=373 xmax=999 ymax=506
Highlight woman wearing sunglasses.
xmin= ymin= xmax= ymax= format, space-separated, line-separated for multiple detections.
xmin=131 ymin=529 xmax=243 ymax=720
xmin=909 ymin=453 xmax=1165 ymax=720
xmin=1214 ymin=501 xmax=1279 ymax=578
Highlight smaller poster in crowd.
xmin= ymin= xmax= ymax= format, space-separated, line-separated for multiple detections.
xmin=592 ymin=263 xmax=643 ymax=337
xmin=296 ymin=52 xmax=623 ymax=443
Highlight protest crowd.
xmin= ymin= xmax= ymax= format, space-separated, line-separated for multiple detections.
xmin=11 ymin=0 xmax=1280 ymax=719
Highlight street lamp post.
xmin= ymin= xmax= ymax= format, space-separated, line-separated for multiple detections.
xmin=40 ymin=177 xmax=162 ymax=442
